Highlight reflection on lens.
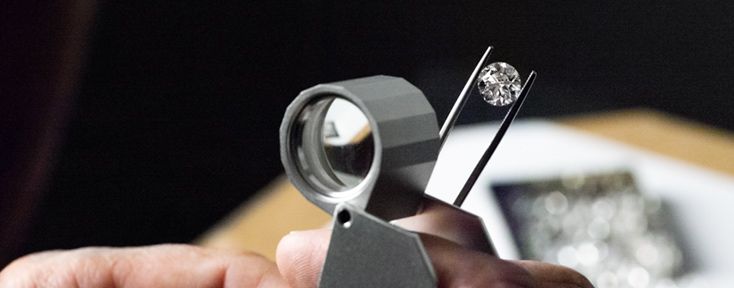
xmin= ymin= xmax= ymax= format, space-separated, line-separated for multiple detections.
xmin=321 ymin=98 xmax=374 ymax=188
xmin=291 ymin=96 xmax=374 ymax=195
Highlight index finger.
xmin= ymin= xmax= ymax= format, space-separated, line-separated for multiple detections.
xmin=276 ymin=228 xmax=593 ymax=288
xmin=0 ymin=244 xmax=287 ymax=288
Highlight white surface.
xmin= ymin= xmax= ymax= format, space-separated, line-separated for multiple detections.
xmin=425 ymin=120 xmax=734 ymax=285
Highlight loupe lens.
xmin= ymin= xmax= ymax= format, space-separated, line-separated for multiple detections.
xmin=291 ymin=96 xmax=374 ymax=196
xmin=281 ymin=76 xmax=439 ymax=220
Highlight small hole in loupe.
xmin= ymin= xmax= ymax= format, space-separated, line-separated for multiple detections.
xmin=336 ymin=209 xmax=352 ymax=228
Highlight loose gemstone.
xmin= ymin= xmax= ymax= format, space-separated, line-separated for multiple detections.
xmin=476 ymin=62 xmax=522 ymax=106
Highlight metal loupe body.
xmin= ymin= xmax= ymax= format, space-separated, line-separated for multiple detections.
xmin=280 ymin=75 xmax=440 ymax=220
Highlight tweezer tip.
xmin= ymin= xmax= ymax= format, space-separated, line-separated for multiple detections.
xmin=482 ymin=46 xmax=493 ymax=56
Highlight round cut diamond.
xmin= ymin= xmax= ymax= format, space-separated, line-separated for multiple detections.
xmin=476 ymin=62 xmax=522 ymax=106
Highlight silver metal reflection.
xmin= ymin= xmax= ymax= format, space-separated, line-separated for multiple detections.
xmin=433 ymin=45 xmax=536 ymax=207
xmin=438 ymin=46 xmax=494 ymax=149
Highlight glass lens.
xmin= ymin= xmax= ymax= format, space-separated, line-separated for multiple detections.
xmin=292 ymin=96 xmax=374 ymax=194
xmin=321 ymin=98 xmax=374 ymax=188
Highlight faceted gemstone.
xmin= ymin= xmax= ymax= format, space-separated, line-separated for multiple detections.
xmin=476 ymin=62 xmax=522 ymax=106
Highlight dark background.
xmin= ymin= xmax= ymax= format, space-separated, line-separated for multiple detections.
xmin=7 ymin=1 xmax=733 ymax=262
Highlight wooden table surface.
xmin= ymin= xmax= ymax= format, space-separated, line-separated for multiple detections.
xmin=195 ymin=108 xmax=734 ymax=260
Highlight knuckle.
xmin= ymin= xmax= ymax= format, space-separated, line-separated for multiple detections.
xmin=472 ymin=258 xmax=535 ymax=288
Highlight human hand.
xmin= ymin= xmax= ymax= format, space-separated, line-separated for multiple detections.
xmin=0 ymin=203 xmax=592 ymax=288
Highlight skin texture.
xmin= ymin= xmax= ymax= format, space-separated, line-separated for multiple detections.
xmin=0 ymin=204 xmax=593 ymax=288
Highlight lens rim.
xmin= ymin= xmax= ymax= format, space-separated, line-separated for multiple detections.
xmin=288 ymin=95 xmax=377 ymax=199
xmin=282 ymin=91 xmax=382 ymax=207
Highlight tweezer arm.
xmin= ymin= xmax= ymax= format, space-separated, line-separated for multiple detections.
xmin=438 ymin=46 xmax=493 ymax=151
xmin=453 ymin=71 xmax=537 ymax=207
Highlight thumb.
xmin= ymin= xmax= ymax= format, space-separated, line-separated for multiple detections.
xmin=275 ymin=229 xmax=331 ymax=288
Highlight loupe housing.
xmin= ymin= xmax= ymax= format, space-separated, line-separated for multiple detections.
xmin=278 ymin=48 xmax=523 ymax=287
xmin=280 ymin=75 xmax=440 ymax=220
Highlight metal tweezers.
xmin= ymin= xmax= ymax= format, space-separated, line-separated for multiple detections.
xmin=438 ymin=46 xmax=537 ymax=206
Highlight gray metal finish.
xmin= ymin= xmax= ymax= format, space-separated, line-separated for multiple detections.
xmin=319 ymin=203 xmax=437 ymax=288
xmin=280 ymin=75 xmax=440 ymax=220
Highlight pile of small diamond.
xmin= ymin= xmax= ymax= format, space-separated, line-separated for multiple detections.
xmin=499 ymin=172 xmax=701 ymax=288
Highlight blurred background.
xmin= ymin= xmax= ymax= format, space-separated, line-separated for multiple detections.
xmin=2 ymin=0 xmax=733 ymax=268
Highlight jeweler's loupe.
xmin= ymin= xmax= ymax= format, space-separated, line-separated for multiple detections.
xmin=279 ymin=47 xmax=535 ymax=287
xmin=280 ymin=76 xmax=441 ymax=220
